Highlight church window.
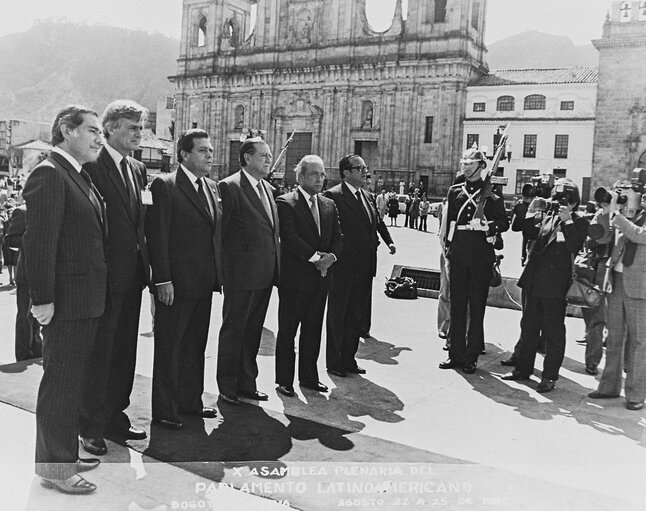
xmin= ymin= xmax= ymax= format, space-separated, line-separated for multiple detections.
xmin=554 ymin=135 xmax=569 ymax=159
xmin=361 ymin=101 xmax=374 ymax=129
xmin=496 ymin=96 xmax=515 ymax=111
xmin=473 ymin=102 xmax=485 ymax=112
xmin=234 ymin=105 xmax=245 ymax=129
xmin=165 ymin=97 xmax=175 ymax=110
xmin=524 ymin=94 xmax=546 ymax=110
xmin=424 ymin=117 xmax=434 ymax=144
xmin=620 ymin=2 xmax=632 ymax=22
xmin=435 ymin=0 xmax=447 ymax=23
xmin=523 ymin=135 xmax=537 ymax=158
xmin=197 ymin=16 xmax=207 ymax=47
xmin=466 ymin=134 xmax=479 ymax=149
xmin=639 ymin=1 xmax=646 ymax=20
xmin=471 ymin=1 xmax=481 ymax=30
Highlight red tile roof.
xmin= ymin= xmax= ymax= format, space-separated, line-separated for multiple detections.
xmin=471 ymin=67 xmax=599 ymax=86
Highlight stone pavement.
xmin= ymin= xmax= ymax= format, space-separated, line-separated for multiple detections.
xmin=0 ymin=218 xmax=644 ymax=511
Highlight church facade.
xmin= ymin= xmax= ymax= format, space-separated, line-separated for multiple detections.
xmin=170 ymin=0 xmax=488 ymax=194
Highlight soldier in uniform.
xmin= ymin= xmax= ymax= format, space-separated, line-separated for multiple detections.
xmin=439 ymin=148 xmax=509 ymax=374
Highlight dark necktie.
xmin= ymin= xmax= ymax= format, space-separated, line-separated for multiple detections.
xmin=355 ymin=190 xmax=370 ymax=222
xmin=196 ymin=179 xmax=213 ymax=219
xmin=120 ymin=158 xmax=138 ymax=217
xmin=310 ymin=194 xmax=320 ymax=235
xmin=257 ymin=181 xmax=274 ymax=226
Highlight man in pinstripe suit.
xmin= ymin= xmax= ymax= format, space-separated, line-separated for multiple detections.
xmin=23 ymin=105 xmax=107 ymax=494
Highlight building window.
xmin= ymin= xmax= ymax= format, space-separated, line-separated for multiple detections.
xmin=524 ymin=95 xmax=546 ymax=110
xmin=234 ymin=105 xmax=245 ymax=129
xmin=434 ymin=0 xmax=447 ymax=22
xmin=620 ymin=1 xmax=632 ymax=22
xmin=165 ymin=97 xmax=175 ymax=110
xmin=523 ymin=134 xmax=537 ymax=158
xmin=473 ymin=102 xmax=485 ymax=112
xmin=560 ymin=101 xmax=574 ymax=110
xmin=516 ymin=169 xmax=539 ymax=194
xmin=424 ymin=117 xmax=434 ymax=144
xmin=640 ymin=1 xmax=646 ymax=21
xmin=554 ymin=135 xmax=569 ymax=159
xmin=471 ymin=0 xmax=481 ymax=29
xmin=553 ymin=168 xmax=567 ymax=179
xmin=197 ymin=16 xmax=207 ymax=47
xmin=466 ymin=134 xmax=479 ymax=150
xmin=496 ymin=96 xmax=515 ymax=111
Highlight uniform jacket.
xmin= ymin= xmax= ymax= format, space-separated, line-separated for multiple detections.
xmin=276 ymin=189 xmax=343 ymax=292
xmin=84 ymin=146 xmax=149 ymax=294
xmin=22 ymin=152 xmax=108 ymax=320
xmin=219 ymin=170 xmax=280 ymax=290
xmin=145 ymin=168 xmax=222 ymax=298
xmin=324 ymin=181 xmax=393 ymax=278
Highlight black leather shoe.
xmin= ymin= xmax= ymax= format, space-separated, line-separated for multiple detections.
xmin=240 ymin=390 xmax=268 ymax=401
xmin=327 ymin=369 xmax=347 ymax=377
xmin=439 ymin=359 xmax=460 ymax=369
xmin=108 ymin=425 xmax=147 ymax=440
xmin=536 ymin=378 xmax=556 ymax=393
xmin=151 ymin=418 xmax=183 ymax=430
xmin=438 ymin=331 xmax=448 ymax=340
xmin=219 ymin=393 xmax=240 ymax=405
xmin=41 ymin=474 xmax=96 ymax=494
xmin=80 ymin=436 xmax=107 ymax=456
xmin=626 ymin=401 xmax=644 ymax=411
xmin=442 ymin=341 xmax=450 ymax=351
xmin=462 ymin=362 xmax=477 ymax=374
xmin=588 ymin=390 xmax=620 ymax=399
xmin=500 ymin=356 xmax=517 ymax=366
xmin=277 ymin=385 xmax=295 ymax=397
xmin=300 ymin=381 xmax=328 ymax=392
xmin=183 ymin=407 xmax=217 ymax=418
xmin=347 ymin=366 xmax=366 ymax=374
xmin=501 ymin=370 xmax=530 ymax=381
xmin=359 ymin=331 xmax=371 ymax=339
xmin=76 ymin=458 xmax=100 ymax=472
xmin=585 ymin=364 xmax=598 ymax=376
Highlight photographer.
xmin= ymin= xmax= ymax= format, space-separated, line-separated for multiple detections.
xmin=502 ymin=178 xmax=589 ymax=393
xmin=588 ymin=183 xmax=646 ymax=411
xmin=511 ymin=184 xmax=536 ymax=266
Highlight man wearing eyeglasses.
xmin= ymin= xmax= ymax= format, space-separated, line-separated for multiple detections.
xmin=324 ymin=154 xmax=396 ymax=377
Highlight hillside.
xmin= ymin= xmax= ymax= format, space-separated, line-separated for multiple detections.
xmin=0 ymin=21 xmax=179 ymax=122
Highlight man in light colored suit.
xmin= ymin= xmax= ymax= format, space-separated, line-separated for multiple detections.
xmin=145 ymin=129 xmax=222 ymax=429
xmin=23 ymin=105 xmax=106 ymax=494
xmin=589 ymin=190 xmax=646 ymax=410
xmin=217 ymin=137 xmax=280 ymax=404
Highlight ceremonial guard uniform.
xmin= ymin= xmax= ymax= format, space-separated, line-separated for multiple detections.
xmin=440 ymin=149 xmax=509 ymax=373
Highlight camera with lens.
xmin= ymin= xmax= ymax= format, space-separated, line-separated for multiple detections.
xmin=530 ymin=174 xmax=555 ymax=199
xmin=593 ymin=168 xmax=646 ymax=218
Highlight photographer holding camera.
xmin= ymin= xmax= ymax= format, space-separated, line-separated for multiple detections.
xmin=588 ymin=171 xmax=646 ymax=411
xmin=502 ymin=178 xmax=589 ymax=393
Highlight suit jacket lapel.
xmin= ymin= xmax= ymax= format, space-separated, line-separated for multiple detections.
xmin=342 ymin=182 xmax=371 ymax=226
xmin=177 ymin=168 xmax=213 ymax=223
xmin=241 ymin=171 xmax=274 ymax=227
xmin=296 ymin=190 xmax=319 ymax=238
xmin=101 ymin=148 xmax=138 ymax=224
xmin=318 ymin=196 xmax=332 ymax=245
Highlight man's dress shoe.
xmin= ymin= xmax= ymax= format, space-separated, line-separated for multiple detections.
xmin=462 ymin=362 xmax=477 ymax=374
xmin=76 ymin=458 xmax=100 ymax=472
xmin=327 ymin=369 xmax=347 ymax=377
xmin=151 ymin=418 xmax=183 ymax=430
xmin=585 ymin=364 xmax=598 ymax=376
xmin=109 ymin=425 xmax=147 ymax=440
xmin=300 ymin=381 xmax=328 ymax=392
xmin=240 ymin=390 xmax=268 ymax=401
xmin=277 ymin=385 xmax=295 ymax=397
xmin=359 ymin=331 xmax=371 ymax=339
xmin=183 ymin=407 xmax=217 ymax=418
xmin=626 ymin=401 xmax=644 ymax=410
xmin=438 ymin=331 xmax=448 ymax=340
xmin=588 ymin=390 xmax=620 ymax=399
xmin=219 ymin=393 xmax=240 ymax=405
xmin=80 ymin=436 xmax=107 ymax=456
xmin=439 ymin=359 xmax=460 ymax=369
xmin=347 ymin=366 xmax=366 ymax=374
xmin=501 ymin=370 xmax=530 ymax=381
xmin=500 ymin=356 xmax=516 ymax=367
xmin=41 ymin=474 xmax=96 ymax=494
xmin=536 ymin=378 xmax=556 ymax=393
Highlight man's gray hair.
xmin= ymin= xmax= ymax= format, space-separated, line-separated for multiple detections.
xmin=294 ymin=154 xmax=324 ymax=181
xmin=101 ymin=99 xmax=147 ymax=139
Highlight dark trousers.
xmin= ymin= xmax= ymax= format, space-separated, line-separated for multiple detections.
xmin=360 ymin=279 xmax=373 ymax=335
xmin=36 ymin=317 xmax=98 ymax=480
xmin=79 ymin=284 xmax=143 ymax=437
xmin=516 ymin=295 xmax=567 ymax=380
xmin=275 ymin=286 xmax=327 ymax=386
xmin=15 ymin=283 xmax=41 ymax=361
xmin=448 ymin=262 xmax=491 ymax=364
xmin=152 ymin=295 xmax=213 ymax=421
xmin=418 ymin=216 xmax=427 ymax=231
xmin=326 ymin=272 xmax=371 ymax=371
xmin=217 ymin=287 xmax=272 ymax=396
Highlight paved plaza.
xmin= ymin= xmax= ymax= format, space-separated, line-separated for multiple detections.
xmin=0 ymin=217 xmax=644 ymax=510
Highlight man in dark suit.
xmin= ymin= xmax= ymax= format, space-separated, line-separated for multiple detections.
xmin=5 ymin=204 xmax=42 ymax=361
xmin=324 ymin=153 xmax=396 ymax=377
xmin=275 ymin=155 xmax=343 ymax=397
xmin=145 ymin=129 xmax=222 ymax=429
xmin=217 ymin=137 xmax=280 ymax=404
xmin=23 ymin=105 xmax=107 ymax=494
xmin=78 ymin=100 xmax=149 ymax=456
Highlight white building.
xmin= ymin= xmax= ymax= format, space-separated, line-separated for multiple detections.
xmin=463 ymin=67 xmax=598 ymax=201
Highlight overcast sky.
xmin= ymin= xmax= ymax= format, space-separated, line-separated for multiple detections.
xmin=0 ymin=0 xmax=611 ymax=46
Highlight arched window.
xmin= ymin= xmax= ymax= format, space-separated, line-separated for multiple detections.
xmin=496 ymin=96 xmax=515 ymax=111
xmin=234 ymin=105 xmax=245 ymax=129
xmin=197 ymin=16 xmax=207 ymax=47
xmin=620 ymin=2 xmax=632 ymax=22
xmin=361 ymin=100 xmax=374 ymax=129
xmin=524 ymin=94 xmax=546 ymax=110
